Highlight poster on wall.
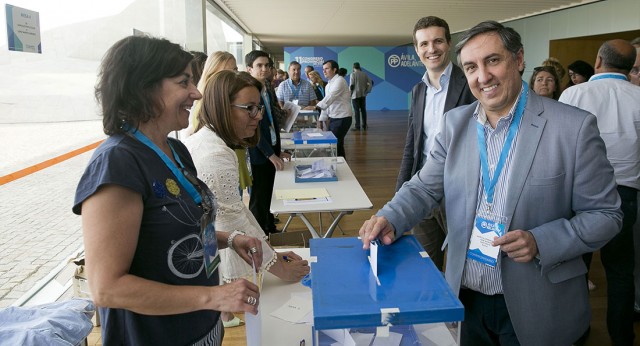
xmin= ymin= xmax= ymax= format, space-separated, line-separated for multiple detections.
xmin=5 ymin=4 xmax=41 ymax=53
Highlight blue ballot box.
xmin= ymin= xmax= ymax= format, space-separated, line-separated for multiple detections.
xmin=292 ymin=130 xmax=337 ymax=183
xmin=310 ymin=236 xmax=464 ymax=345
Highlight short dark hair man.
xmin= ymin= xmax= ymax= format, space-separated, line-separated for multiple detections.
xmin=316 ymin=60 xmax=353 ymax=159
xmin=276 ymin=61 xmax=317 ymax=108
xmin=349 ymin=62 xmax=372 ymax=131
xmin=560 ymin=39 xmax=640 ymax=345
xmin=360 ymin=21 xmax=621 ymax=346
xmin=396 ymin=16 xmax=475 ymax=270
xmin=245 ymin=50 xmax=290 ymax=234
xmin=304 ymin=65 xmax=314 ymax=80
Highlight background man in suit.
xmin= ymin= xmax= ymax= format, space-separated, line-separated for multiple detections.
xmin=360 ymin=21 xmax=622 ymax=346
xmin=559 ymin=39 xmax=640 ymax=345
xmin=245 ymin=50 xmax=290 ymax=234
xmin=349 ymin=62 xmax=372 ymax=131
xmin=396 ymin=16 xmax=475 ymax=270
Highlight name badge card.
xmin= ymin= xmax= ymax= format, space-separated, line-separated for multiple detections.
xmin=467 ymin=213 xmax=507 ymax=267
xmin=202 ymin=222 xmax=220 ymax=278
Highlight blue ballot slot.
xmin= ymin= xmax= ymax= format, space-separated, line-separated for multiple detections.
xmin=292 ymin=130 xmax=338 ymax=183
xmin=310 ymin=236 xmax=464 ymax=344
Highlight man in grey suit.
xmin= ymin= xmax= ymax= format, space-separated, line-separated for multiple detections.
xmin=349 ymin=62 xmax=372 ymax=130
xmin=360 ymin=21 xmax=622 ymax=346
xmin=396 ymin=16 xmax=475 ymax=270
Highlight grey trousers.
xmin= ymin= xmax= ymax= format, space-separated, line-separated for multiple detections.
xmin=411 ymin=207 xmax=447 ymax=271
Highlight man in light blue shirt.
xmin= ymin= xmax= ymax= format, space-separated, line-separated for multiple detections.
xmin=276 ymin=61 xmax=317 ymax=108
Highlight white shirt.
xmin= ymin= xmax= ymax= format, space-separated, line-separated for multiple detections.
xmin=317 ymin=75 xmax=354 ymax=121
xmin=422 ymin=63 xmax=452 ymax=162
xmin=559 ymin=73 xmax=640 ymax=190
xmin=184 ymin=128 xmax=278 ymax=282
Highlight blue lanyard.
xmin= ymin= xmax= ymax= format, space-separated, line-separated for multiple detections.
xmin=476 ymin=82 xmax=528 ymax=205
xmin=317 ymin=84 xmax=325 ymax=98
xmin=130 ymin=129 xmax=202 ymax=205
xmin=289 ymin=79 xmax=301 ymax=99
xmin=261 ymin=91 xmax=274 ymax=125
xmin=590 ymin=73 xmax=628 ymax=82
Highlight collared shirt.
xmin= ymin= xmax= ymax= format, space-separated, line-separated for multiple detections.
xmin=421 ymin=62 xmax=452 ymax=163
xmin=275 ymin=79 xmax=317 ymax=107
xmin=559 ymin=73 xmax=640 ymax=190
xmin=317 ymin=75 xmax=354 ymax=121
xmin=462 ymin=86 xmax=525 ymax=295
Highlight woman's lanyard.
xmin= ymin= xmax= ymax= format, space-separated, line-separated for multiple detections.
xmin=476 ymin=82 xmax=529 ymax=209
xmin=317 ymin=84 xmax=325 ymax=98
xmin=289 ymin=79 xmax=301 ymax=99
xmin=590 ymin=73 xmax=628 ymax=82
xmin=130 ymin=129 xmax=202 ymax=205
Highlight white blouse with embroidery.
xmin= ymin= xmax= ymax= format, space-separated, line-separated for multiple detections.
xmin=184 ymin=128 xmax=277 ymax=282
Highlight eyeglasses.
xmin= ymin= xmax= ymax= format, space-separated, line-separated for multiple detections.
xmin=232 ymin=104 xmax=264 ymax=118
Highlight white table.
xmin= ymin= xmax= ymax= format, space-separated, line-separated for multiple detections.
xmin=270 ymin=158 xmax=372 ymax=238
xmin=260 ymin=248 xmax=312 ymax=344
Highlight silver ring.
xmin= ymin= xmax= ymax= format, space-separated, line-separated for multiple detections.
xmin=246 ymin=296 xmax=257 ymax=306
xmin=249 ymin=247 xmax=258 ymax=254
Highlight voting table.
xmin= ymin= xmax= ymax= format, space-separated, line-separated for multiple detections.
xmin=270 ymin=158 xmax=372 ymax=238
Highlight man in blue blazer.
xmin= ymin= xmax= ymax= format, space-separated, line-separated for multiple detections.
xmin=396 ymin=16 xmax=475 ymax=270
xmin=361 ymin=21 xmax=622 ymax=346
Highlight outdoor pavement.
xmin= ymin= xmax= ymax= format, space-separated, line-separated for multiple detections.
xmin=0 ymin=119 xmax=105 ymax=307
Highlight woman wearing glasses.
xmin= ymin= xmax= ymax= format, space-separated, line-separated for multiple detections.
xmin=73 ymin=36 xmax=263 ymax=346
xmin=184 ymin=71 xmax=310 ymax=314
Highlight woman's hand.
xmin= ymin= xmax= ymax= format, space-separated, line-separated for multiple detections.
xmin=268 ymin=251 xmax=310 ymax=282
xmin=211 ymin=279 xmax=260 ymax=315
xmin=232 ymin=235 xmax=263 ymax=270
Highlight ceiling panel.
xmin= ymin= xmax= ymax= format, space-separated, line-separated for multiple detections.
xmin=214 ymin=0 xmax=602 ymax=60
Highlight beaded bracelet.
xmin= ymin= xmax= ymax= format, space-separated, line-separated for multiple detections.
xmin=227 ymin=230 xmax=245 ymax=251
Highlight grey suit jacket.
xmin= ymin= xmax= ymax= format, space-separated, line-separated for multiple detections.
xmin=379 ymin=92 xmax=622 ymax=346
xmin=395 ymin=64 xmax=475 ymax=191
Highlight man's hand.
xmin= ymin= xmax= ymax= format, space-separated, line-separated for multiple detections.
xmin=359 ymin=215 xmax=396 ymax=250
xmin=268 ymin=154 xmax=284 ymax=170
xmin=493 ymin=229 xmax=538 ymax=263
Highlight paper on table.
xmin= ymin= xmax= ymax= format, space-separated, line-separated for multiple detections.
xmin=292 ymin=291 xmax=313 ymax=324
xmin=269 ymin=294 xmax=313 ymax=324
xmin=283 ymin=197 xmax=332 ymax=206
xmin=275 ymin=188 xmax=329 ymax=200
xmin=351 ymin=332 xmax=375 ymax=346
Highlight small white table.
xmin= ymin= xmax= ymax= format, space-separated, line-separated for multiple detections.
xmin=270 ymin=158 xmax=372 ymax=238
xmin=260 ymin=248 xmax=312 ymax=344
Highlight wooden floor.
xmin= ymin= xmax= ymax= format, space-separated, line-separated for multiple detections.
xmin=89 ymin=110 xmax=639 ymax=345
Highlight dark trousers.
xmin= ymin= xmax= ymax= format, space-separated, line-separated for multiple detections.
xmin=329 ymin=117 xmax=352 ymax=159
xmin=601 ymin=185 xmax=637 ymax=345
xmin=459 ymin=289 xmax=520 ymax=346
xmin=411 ymin=208 xmax=447 ymax=271
xmin=352 ymin=97 xmax=367 ymax=129
xmin=248 ymin=162 xmax=276 ymax=234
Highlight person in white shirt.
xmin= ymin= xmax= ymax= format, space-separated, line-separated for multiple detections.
xmin=316 ymin=60 xmax=353 ymax=159
xmin=559 ymin=39 xmax=640 ymax=346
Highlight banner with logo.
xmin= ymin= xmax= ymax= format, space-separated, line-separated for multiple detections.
xmin=285 ymin=46 xmax=425 ymax=111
